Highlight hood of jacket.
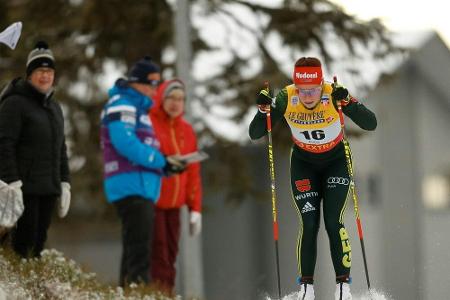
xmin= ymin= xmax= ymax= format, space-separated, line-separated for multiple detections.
xmin=151 ymin=78 xmax=185 ymax=123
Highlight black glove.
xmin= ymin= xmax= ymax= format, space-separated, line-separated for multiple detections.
xmin=331 ymin=85 xmax=349 ymax=102
xmin=163 ymin=156 xmax=187 ymax=176
xmin=256 ymin=89 xmax=273 ymax=105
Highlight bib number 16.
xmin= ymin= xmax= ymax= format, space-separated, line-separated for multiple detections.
xmin=299 ymin=130 xmax=325 ymax=140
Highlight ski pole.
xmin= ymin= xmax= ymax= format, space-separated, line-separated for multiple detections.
xmin=263 ymin=81 xmax=282 ymax=299
xmin=333 ymin=76 xmax=372 ymax=291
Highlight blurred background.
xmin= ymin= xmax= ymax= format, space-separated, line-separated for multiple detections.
xmin=1 ymin=0 xmax=449 ymax=299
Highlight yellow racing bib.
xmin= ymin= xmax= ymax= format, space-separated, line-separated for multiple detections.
xmin=284 ymin=83 xmax=343 ymax=153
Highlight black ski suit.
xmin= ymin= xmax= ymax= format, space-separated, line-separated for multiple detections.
xmin=249 ymin=82 xmax=376 ymax=284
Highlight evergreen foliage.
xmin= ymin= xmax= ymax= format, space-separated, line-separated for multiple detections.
xmin=0 ymin=0 xmax=395 ymax=208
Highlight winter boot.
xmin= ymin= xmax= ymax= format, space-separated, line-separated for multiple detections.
xmin=297 ymin=283 xmax=314 ymax=300
xmin=335 ymin=282 xmax=352 ymax=300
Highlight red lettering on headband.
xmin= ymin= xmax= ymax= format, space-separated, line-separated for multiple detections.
xmin=293 ymin=66 xmax=323 ymax=85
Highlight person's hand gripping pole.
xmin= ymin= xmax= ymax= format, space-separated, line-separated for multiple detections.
xmin=256 ymin=82 xmax=273 ymax=113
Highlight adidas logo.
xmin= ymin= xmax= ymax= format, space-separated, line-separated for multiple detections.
xmin=301 ymin=201 xmax=316 ymax=213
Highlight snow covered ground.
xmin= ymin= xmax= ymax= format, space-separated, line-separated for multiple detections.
xmin=266 ymin=289 xmax=393 ymax=300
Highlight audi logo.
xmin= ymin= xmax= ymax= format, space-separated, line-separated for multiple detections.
xmin=327 ymin=177 xmax=350 ymax=185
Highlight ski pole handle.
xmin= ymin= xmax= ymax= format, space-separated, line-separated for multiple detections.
xmin=334 ymin=76 xmax=345 ymax=125
xmin=260 ymin=81 xmax=271 ymax=114
xmin=264 ymin=81 xmax=269 ymax=91
xmin=332 ymin=76 xmax=338 ymax=92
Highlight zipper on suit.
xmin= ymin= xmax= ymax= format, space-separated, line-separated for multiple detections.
xmin=169 ymin=119 xmax=181 ymax=207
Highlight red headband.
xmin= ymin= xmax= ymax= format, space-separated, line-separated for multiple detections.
xmin=293 ymin=66 xmax=323 ymax=85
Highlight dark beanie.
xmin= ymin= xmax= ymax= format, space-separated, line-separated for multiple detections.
xmin=26 ymin=41 xmax=55 ymax=76
xmin=127 ymin=56 xmax=160 ymax=84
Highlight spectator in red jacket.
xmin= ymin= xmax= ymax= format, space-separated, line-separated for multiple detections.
xmin=149 ymin=79 xmax=202 ymax=294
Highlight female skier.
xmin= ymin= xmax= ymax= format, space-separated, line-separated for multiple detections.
xmin=249 ymin=57 xmax=377 ymax=300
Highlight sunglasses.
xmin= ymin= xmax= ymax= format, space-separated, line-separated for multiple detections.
xmin=147 ymin=80 xmax=160 ymax=87
xmin=297 ymin=86 xmax=322 ymax=97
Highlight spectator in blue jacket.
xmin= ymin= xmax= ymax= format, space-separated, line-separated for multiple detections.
xmin=100 ymin=56 xmax=185 ymax=286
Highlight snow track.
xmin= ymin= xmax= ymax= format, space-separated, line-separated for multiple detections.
xmin=266 ymin=289 xmax=393 ymax=300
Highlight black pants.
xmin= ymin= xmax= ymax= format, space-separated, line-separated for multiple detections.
xmin=114 ymin=195 xmax=154 ymax=286
xmin=291 ymin=153 xmax=352 ymax=283
xmin=12 ymin=195 xmax=57 ymax=258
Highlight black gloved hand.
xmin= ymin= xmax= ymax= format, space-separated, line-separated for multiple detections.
xmin=331 ymin=85 xmax=349 ymax=102
xmin=163 ymin=156 xmax=187 ymax=176
xmin=256 ymin=89 xmax=273 ymax=105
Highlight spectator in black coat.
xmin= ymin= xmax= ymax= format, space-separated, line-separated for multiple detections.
xmin=0 ymin=41 xmax=71 ymax=258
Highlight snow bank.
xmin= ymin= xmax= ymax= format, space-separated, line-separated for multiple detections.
xmin=0 ymin=248 xmax=176 ymax=300
xmin=266 ymin=288 xmax=393 ymax=300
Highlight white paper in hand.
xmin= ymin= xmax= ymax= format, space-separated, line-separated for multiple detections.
xmin=0 ymin=22 xmax=22 ymax=50
xmin=177 ymin=151 xmax=209 ymax=164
